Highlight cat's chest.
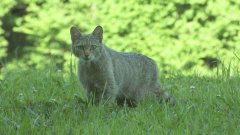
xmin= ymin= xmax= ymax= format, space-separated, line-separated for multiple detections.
xmin=79 ymin=67 xmax=106 ymax=91
xmin=79 ymin=64 xmax=105 ymax=81
xmin=80 ymin=68 xmax=100 ymax=79
xmin=78 ymin=61 xmax=108 ymax=88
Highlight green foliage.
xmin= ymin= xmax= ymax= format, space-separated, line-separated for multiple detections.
xmin=0 ymin=67 xmax=240 ymax=134
xmin=0 ymin=0 xmax=240 ymax=72
xmin=0 ymin=0 xmax=16 ymax=59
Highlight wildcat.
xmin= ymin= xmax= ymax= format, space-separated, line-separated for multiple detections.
xmin=70 ymin=25 xmax=176 ymax=106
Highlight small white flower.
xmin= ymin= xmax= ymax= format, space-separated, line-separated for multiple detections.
xmin=57 ymin=70 xmax=62 ymax=73
xmin=33 ymin=90 xmax=38 ymax=93
xmin=31 ymin=86 xmax=38 ymax=93
xmin=16 ymin=124 xmax=20 ymax=129
xmin=50 ymin=99 xmax=56 ymax=103
xmin=190 ymin=85 xmax=195 ymax=89
xmin=19 ymin=93 xmax=23 ymax=96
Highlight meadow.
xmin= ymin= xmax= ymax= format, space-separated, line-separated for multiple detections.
xmin=0 ymin=65 xmax=239 ymax=135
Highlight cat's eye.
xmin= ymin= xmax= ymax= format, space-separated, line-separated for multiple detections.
xmin=90 ymin=45 xmax=98 ymax=50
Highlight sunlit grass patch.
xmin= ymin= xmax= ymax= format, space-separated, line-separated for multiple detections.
xmin=0 ymin=66 xmax=239 ymax=134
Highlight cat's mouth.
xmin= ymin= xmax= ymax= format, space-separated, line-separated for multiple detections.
xmin=83 ymin=57 xmax=89 ymax=60
xmin=82 ymin=55 xmax=91 ymax=61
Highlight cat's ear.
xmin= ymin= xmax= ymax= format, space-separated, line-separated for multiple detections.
xmin=70 ymin=26 xmax=82 ymax=42
xmin=92 ymin=25 xmax=103 ymax=43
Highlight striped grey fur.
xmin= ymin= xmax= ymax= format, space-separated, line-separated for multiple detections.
xmin=70 ymin=26 xmax=176 ymax=106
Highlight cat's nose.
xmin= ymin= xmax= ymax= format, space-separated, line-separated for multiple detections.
xmin=84 ymin=55 xmax=90 ymax=60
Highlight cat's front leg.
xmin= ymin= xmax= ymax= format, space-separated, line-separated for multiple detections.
xmin=100 ymin=79 xmax=118 ymax=104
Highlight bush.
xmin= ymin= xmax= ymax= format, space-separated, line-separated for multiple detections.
xmin=1 ymin=0 xmax=240 ymax=73
xmin=0 ymin=0 xmax=16 ymax=59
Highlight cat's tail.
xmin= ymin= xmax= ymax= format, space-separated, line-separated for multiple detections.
xmin=160 ymin=90 xmax=177 ymax=105
xmin=155 ymin=86 xmax=177 ymax=105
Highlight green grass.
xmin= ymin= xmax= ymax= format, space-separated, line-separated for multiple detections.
xmin=0 ymin=66 xmax=240 ymax=135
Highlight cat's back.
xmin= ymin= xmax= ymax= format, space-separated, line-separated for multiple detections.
xmin=106 ymin=47 xmax=158 ymax=79
xmin=108 ymin=47 xmax=156 ymax=68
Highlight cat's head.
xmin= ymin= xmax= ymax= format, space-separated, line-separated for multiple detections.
xmin=70 ymin=26 xmax=104 ymax=61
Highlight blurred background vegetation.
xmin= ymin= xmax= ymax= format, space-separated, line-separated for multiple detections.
xmin=0 ymin=0 xmax=240 ymax=75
